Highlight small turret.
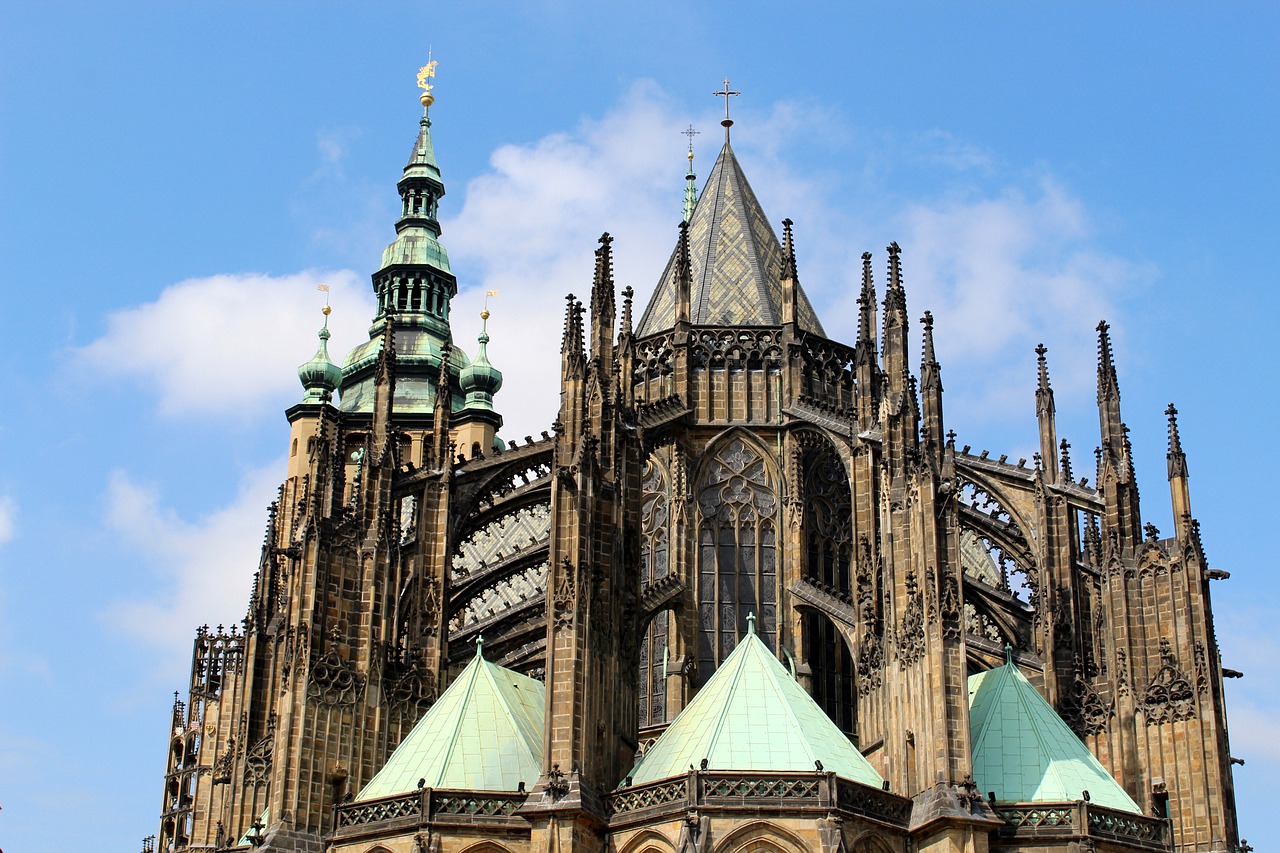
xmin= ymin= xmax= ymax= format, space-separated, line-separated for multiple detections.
xmin=460 ymin=310 xmax=504 ymax=410
xmin=1166 ymin=403 xmax=1192 ymax=535
xmin=297 ymin=305 xmax=342 ymax=404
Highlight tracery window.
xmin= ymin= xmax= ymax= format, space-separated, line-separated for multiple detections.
xmin=638 ymin=459 xmax=671 ymax=726
xmin=799 ymin=444 xmax=855 ymax=734
xmin=696 ymin=437 xmax=778 ymax=684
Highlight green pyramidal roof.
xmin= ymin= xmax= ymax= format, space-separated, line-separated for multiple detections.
xmin=636 ymin=141 xmax=825 ymax=337
xmin=357 ymin=649 xmax=544 ymax=799
xmin=627 ymin=622 xmax=882 ymax=787
xmin=968 ymin=663 xmax=1140 ymax=813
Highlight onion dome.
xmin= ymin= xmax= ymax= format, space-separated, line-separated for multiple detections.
xmin=459 ymin=309 xmax=503 ymax=411
xmin=298 ymin=306 xmax=342 ymax=404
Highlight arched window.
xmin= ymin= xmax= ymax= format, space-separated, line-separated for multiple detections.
xmin=638 ymin=458 xmax=670 ymax=726
xmin=800 ymin=444 xmax=856 ymax=734
xmin=696 ymin=437 xmax=778 ymax=684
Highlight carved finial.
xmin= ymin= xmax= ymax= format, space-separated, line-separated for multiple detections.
xmin=745 ymin=611 xmax=757 ymax=635
xmin=921 ymin=311 xmax=937 ymax=365
xmin=476 ymin=635 xmax=485 ymax=658
xmin=1166 ymin=403 xmax=1183 ymax=455
xmin=886 ymin=243 xmax=903 ymax=292
xmin=1060 ymin=439 xmax=1073 ymax=480
xmin=1005 ymin=643 xmax=1014 ymax=666
xmin=781 ymin=218 xmax=798 ymax=281
xmin=620 ymin=286 xmax=634 ymax=337
xmin=1144 ymin=522 xmax=1160 ymax=542
xmin=561 ymin=294 xmax=576 ymax=353
xmin=1096 ymin=320 xmax=1119 ymax=402
xmin=1035 ymin=343 xmax=1051 ymax=391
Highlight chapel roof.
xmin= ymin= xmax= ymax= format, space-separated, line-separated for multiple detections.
xmin=356 ymin=645 xmax=544 ymax=799
xmin=968 ymin=662 xmax=1141 ymax=813
xmin=625 ymin=617 xmax=882 ymax=787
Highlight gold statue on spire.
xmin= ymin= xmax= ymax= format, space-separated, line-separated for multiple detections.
xmin=417 ymin=54 xmax=438 ymax=107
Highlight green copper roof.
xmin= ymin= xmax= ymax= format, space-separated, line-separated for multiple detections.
xmin=626 ymin=618 xmax=882 ymax=787
xmin=636 ymin=141 xmax=825 ymax=337
xmin=968 ymin=663 xmax=1140 ymax=813
xmin=297 ymin=312 xmax=343 ymax=403
xmin=357 ymin=647 xmax=544 ymax=799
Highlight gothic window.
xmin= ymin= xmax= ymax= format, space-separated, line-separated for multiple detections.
xmin=800 ymin=444 xmax=855 ymax=734
xmin=696 ymin=437 xmax=778 ymax=684
xmin=638 ymin=459 xmax=671 ymax=727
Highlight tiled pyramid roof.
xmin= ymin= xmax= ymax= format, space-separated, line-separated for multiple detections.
xmin=356 ymin=646 xmax=544 ymax=799
xmin=626 ymin=619 xmax=882 ymax=787
xmin=636 ymin=142 xmax=824 ymax=337
xmin=968 ymin=662 xmax=1140 ymax=813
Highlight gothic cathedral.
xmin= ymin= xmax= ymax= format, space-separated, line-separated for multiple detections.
xmin=152 ymin=72 xmax=1243 ymax=853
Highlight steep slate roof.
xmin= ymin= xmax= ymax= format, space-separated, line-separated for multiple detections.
xmin=635 ymin=142 xmax=825 ymax=337
xmin=968 ymin=663 xmax=1140 ymax=813
xmin=356 ymin=648 xmax=544 ymax=799
xmin=626 ymin=621 xmax=882 ymax=787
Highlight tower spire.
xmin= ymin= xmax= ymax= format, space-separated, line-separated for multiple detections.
xmin=682 ymin=124 xmax=700 ymax=223
xmin=780 ymin=219 xmax=799 ymax=327
xmin=1035 ymin=343 xmax=1059 ymax=484
xmin=1166 ymin=403 xmax=1192 ymax=533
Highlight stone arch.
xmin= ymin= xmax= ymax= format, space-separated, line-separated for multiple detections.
xmin=849 ymin=830 xmax=898 ymax=853
xmin=692 ymin=430 xmax=782 ymax=684
xmin=456 ymin=843 xmax=518 ymax=853
xmin=617 ymin=828 xmax=678 ymax=853
xmin=712 ymin=819 xmax=808 ymax=853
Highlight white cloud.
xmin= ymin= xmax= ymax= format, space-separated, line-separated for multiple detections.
xmin=76 ymin=270 xmax=375 ymax=418
xmin=103 ymin=460 xmax=284 ymax=671
xmin=0 ymin=494 xmax=15 ymax=544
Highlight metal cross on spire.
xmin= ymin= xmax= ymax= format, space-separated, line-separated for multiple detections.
xmin=682 ymin=123 xmax=700 ymax=154
xmin=713 ymin=77 xmax=740 ymax=140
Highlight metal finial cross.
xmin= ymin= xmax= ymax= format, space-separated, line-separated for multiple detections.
xmin=682 ymin=123 xmax=700 ymax=154
xmin=713 ymin=78 xmax=740 ymax=123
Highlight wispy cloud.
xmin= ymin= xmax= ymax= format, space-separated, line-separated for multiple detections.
xmin=75 ymin=270 xmax=374 ymax=419
xmin=0 ymin=494 xmax=15 ymax=545
xmin=102 ymin=460 xmax=284 ymax=675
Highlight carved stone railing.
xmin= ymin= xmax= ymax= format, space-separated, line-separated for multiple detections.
xmin=606 ymin=771 xmax=911 ymax=830
xmin=334 ymin=791 xmax=422 ymax=830
xmin=995 ymin=802 xmax=1170 ymax=851
xmin=332 ymin=788 xmax=527 ymax=836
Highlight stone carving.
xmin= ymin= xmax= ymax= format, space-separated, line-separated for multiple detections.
xmin=211 ymin=739 xmax=234 ymax=785
xmin=897 ymin=573 xmax=925 ymax=666
xmin=1142 ymin=639 xmax=1196 ymax=725
xmin=1060 ymin=674 xmax=1113 ymax=738
xmin=383 ymin=646 xmax=438 ymax=713
xmin=243 ymin=714 xmax=275 ymax=787
xmin=306 ymin=632 xmax=366 ymax=707
xmin=552 ymin=557 xmax=577 ymax=628
xmin=857 ymin=631 xmax=884 ymax=692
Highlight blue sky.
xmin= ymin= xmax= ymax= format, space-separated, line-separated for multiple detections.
xmin=1 ymin=3 xmax=1276 ymax=851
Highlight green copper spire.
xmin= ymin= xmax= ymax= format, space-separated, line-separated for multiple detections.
xmin=682 ymin=124 xmax=700 ymax=223
xmin=297 ymin=305 xmax=342 ymax=404
xmin=460 ymin=309 xmax=503 ymax=411
xmin=338 ymin=64 xmax=481 ymax=422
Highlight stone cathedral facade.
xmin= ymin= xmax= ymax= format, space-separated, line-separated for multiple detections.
xmin=152 ymin=77 xmax=1245 ymax=853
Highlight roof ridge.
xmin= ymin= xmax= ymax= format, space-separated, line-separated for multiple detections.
xmin=970 ymin=665 xmax=1010 ymax=755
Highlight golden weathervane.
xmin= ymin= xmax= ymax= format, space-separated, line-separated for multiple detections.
xmin=417 ymin=56 xmax=438 ymax=107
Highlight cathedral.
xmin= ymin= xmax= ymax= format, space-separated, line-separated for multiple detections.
xmin=151 ymin=67 xmax=1244 ymax=853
